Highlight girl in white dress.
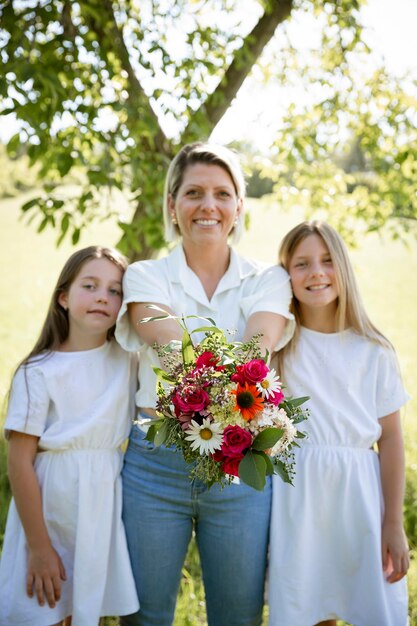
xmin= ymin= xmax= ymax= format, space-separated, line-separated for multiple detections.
xmin=0 ymin=246 xmax=139 ymax=626
xmin=268 ymin=221 xmax=410 ymax=626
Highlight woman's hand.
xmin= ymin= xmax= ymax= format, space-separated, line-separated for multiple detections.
xmin=27 ymin=543 xmax=67 ymax=607
xmin=243 ymin=311 xmax=287 ymax=361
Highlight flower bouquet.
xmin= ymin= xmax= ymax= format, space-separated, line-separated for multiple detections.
xmin=142 ymin=307 xmax=308 ymax=491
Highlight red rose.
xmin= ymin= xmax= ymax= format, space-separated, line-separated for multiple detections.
xmin=222 ymin=456 xmax=243 ymax=477
xmin=195 ymin=351 xmax=224 ymax=371
xmin=222 ymin=425 xmax=252 ymax=456
xmin=172 ymin=386 xmax=210 ymax=413
xmin=269 ymin=388 xmax=285 ymax=406
xmin=212 ymin=447 xmax=244 ymax=477
xmin=242 ymin=359 xmax=269 ymax=384
xmin=231 ymin=364 xmax=246 ymax=385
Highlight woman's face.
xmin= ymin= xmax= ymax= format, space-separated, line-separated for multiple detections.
xmin=168 ymin=163 xmax=242 ymax=249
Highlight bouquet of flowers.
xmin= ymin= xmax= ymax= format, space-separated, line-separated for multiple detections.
xmin=142 ymin=307 xmax=308 ymax=491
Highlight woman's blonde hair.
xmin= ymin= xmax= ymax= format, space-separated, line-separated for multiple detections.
xmin=276 ymin=220 xmax=392 ymax=375
xmin=163 ymin=141 xmax=246 ymax=244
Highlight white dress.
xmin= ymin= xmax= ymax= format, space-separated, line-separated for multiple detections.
xmin=268 ymin=328 xmax=410 ymax=626
xmin=0 ymin=341 xmax=139 ymax=626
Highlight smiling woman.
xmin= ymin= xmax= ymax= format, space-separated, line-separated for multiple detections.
xmin=114 ymin=141 xmax=296 ymax=626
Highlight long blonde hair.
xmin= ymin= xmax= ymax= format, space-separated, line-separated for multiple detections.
xmin=276 ymin=220 xmax=392 ymax=375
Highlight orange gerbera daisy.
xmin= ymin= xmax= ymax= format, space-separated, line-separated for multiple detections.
xmin=232 ymin=382 xmax=264 ymax=421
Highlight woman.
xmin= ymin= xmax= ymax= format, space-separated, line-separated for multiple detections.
xmin=116 ymin=142 xmax=294 ymax=626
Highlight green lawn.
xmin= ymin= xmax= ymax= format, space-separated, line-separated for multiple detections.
xmin=1 ymin=193 xmax=416 ymax=625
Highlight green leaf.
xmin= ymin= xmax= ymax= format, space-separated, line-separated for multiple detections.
xmin=140 ymin=314 xmax=171 ymax=323
xmin=263 ymin=453 xmax=275 ymax=476
xmin=252 ymin=427 xmax=284 ymax=451
xmin=145 ymin=423 xmax=159 ymax=443
xmin=181 ymin=328 xmax=195 ymax=366
xmin=154 ymin=420 xmax=170 ymax=446
xmin=285 ymin=396 xmax=310 ymax=408
xmin=238 ymin=450 xmax=267 ymax=491
xmin=190 ymin=325 xmax=225 ymax=335
xmin=21 ymin=198 xmax=41 ymax=212
xmin=152 ymin=366 xmax=176 ymax=384
xmin=273 ymin=459 xmax=293 ymax=485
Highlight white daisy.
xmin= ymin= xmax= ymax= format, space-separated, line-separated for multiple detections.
xmin=256 ymin=368 xmax=282 ymax=399
xmin=185 ymin=418 xmax=224 ymax=454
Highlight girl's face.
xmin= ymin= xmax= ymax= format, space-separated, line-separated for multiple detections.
xmin=288 ymin=233 xmax=338 ymax=317
xmin=58 ymin=258 xmax=123 ymax=344
xmin=168 ymin=163 xmax=242 ymax=249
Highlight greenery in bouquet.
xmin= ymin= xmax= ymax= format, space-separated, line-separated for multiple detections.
xmin=142 ymin=306 xmax=308 ymax=491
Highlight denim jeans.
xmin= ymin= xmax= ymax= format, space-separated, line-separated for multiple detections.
xmin=120 ymin=424 xmax=271 ymax=626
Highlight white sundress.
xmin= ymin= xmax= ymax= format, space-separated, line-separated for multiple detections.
xmin=268 ymin=327 xmax=410 ymax=626
xmin=0 ymin=341 xmax=139 ymax=626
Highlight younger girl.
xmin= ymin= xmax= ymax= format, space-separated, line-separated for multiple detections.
xmin=268 ymin=221 xmax=409 ymax=626
xmin=0 ymin=246 xmax=139 ymax=626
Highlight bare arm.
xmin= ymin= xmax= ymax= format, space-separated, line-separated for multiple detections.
xmin=128 ymin=302 xmax=183 ymax=346
xmin=243 ymin=312 xmax=287 ymax=361
xmin=377 ymin=410 xmax=409 ymax=583
xmin=8 ymin=431 xmax=66 ymax=607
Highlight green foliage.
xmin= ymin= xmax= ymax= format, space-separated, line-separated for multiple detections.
xmin=5 ymin=0 xmax=414 ymax=259
xmin=262 ymin=41 xmax=417 ymax=243
xmin=0 ymin=145 xmax=37 ymax=198
xmin=405 ymin=464 xmax=417 ymax=551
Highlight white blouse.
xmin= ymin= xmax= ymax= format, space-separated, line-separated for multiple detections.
xmin=116 ymin=245 xmax=294 ymax=409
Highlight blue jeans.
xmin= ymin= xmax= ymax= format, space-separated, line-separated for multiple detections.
xmin=120 ymin=424 xmax=271 ymax=626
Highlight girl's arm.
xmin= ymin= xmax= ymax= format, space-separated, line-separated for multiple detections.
xmin=243 ymin=312 xmax=287 ymax=359
xmin=8 ymin=431 xmax=67 ymax=607
xmin=377 ymin=410 xmax=409 ymax=583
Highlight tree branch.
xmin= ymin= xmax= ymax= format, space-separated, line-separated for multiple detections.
xmin=79 ymin=0 xmax=170 ymax=154
xmin=186 ymin=0 xmax=294 ymax=136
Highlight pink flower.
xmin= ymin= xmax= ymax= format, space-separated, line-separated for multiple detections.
xmin=172 ymin=386 xmax=211 ymax=414
xmin=242 ymin=359 xmax=269 ymax=384
xmin=269 ymin=388 xmax=285 ymax=406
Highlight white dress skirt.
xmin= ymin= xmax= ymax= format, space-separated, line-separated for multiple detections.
xmin=0 ymin=342 xmax=139 ymax=626
xmin=268 ymin=328 xmax=409 ymax=626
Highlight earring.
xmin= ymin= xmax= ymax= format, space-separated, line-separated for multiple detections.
xmin=172 ymin=215 xmax=178 ymax=225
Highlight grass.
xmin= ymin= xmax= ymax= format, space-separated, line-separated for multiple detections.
xmin=0 ymin=193 xmax=416 ymax=625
